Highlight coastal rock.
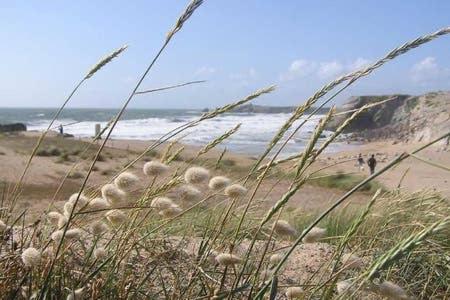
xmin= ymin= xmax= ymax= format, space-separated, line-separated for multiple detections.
xmin=327 ymin=91 xmax=450 ymax=144
xmin=0 ymin=123 xmax=27 ymax=132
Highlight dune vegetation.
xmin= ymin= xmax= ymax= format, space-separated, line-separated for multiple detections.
xmin=0 ymin=1 xmax=449 ymax=299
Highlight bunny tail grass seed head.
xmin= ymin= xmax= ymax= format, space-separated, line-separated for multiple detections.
xmin=21 ymin=247 xmax=41 ymax=268
xmin=65 ymin=228 xmax=82 ymax=240
xmin=143 ymin=161 xmax=169 ymax=177
xmin=208 ymin=176 xmax=231 ymax=191
xmin=273 ymin=220 xmax=297 ymax=238
xmin=57 ymin=215 xmax=68 ymax=229
xmin=184 ymin=166 xmax=210 ymax=184
xmin=91 ymin=221 xmax=109 ymax=235
xmin=94 ymin=247 xmax=107 ymax=260
xmin=151 ymin=197 xmax=175 ymax=210
xmin=341 ymin=253 xmax=365 ymax=269
xmin=88 ymin=197 xmax=110 ymax=210
xmin=68 ymin=192 xmax=89 ymax=207
xmin=101 ymin=184 xmax=126 ymax=206
xmin=377 ymin=281 xmax=409 ymax=300
xmin=105 ymin=209 xmax=127 ymax=226
xmin=285 ymin=287 xmax=305 ymax=299
xmin=303 ymin=227 xmax=326 ymax=243
xmin=47 ymin=212 xmax=63 ymax=226
xmin=224 ymin=183 xmax=247 ymax=198
xmin=269 ymin=252 xmax=284 ymax=266
xmin=178 ymin=185 xmax=202 ymax=202
xmin=0 ymin=220 xmax=6 ymax=232
xmin=85 ymin=45 xmax=127 ymax=79
xmin=114 ymin=171 xmax=139 ymax=191
xmin=67 ymin=287 xmax=85 ymax=300
xmin=336 ymin=280 xmax=354 ymax=295
xmin=215 ymin=253 xmax=242 ymax=266
xmin=63 ymin=202 xmax=75 ymax=218
xmin=159 ymin=204 xmax=182 ymax=218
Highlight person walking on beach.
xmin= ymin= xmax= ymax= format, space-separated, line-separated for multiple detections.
xmin=357 ymin=153 xmax=365 ymax=171
xmin=367 ymin=154 xmax=377 ymax=175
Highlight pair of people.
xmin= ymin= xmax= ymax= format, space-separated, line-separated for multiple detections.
xmin=358 ymin=153 xmax=377 ymax=175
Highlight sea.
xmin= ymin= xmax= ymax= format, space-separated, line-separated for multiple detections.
xmin=0 ymin=108 xmax=351 ymax=158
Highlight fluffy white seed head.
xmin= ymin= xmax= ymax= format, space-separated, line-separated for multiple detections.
xmin=336 ymin=280 xmax=353 ymax=295
xmin=68 ymin=192 xmax=89 ymax=207
xmin=66 ymin=228 xmax=82 ymax=240
xmin=105 ymin=209 xmax=127 ymax=226
xmin=260 ymin=269 xmax=273 ymax=283
xmin=273 ymin=220 xmax=297 ymax=238
xmin=151 ymin=197 xmax=175 ymax=210
xmin=63 ymin=202 xmax=75 ymax=218
xmin=378 ymin=281 xmax=409 ymax=300
xmin=143 ymin=161 xmax=169 ymax=177
xmin=114 ymin=172 xmax=139 ymax=191
xmin=91 ymin=221 xmax=109 ymax=235
xmin=47 ymin=212 xmax=63 ymax=226
xmin=269 ymin=253 xmax=284 ymax=266
xmin=159 ymin=205 xmax=183 ymax=218
xmin=303 ymin=227 xmax=326 ymax=243
xmin=285 ymin=287 xmax=304 ymax=299
xmin=57 ymin=215 xmax=68 ymax=229
xmin=67 ymin=287 xmax=85 ymax=300
xmin=88 ymin=197 xmax=110 ymax=210
xmin=224 ymin=184 xmax=247 ymax=198
xmin=21 ymin=247 xmax=41 ymax=268
xmin=341 ymin=253 xmax=364 ymax=269
xmin=94 ymin=247 xmax=107 ymax=260
xmin=41 ymin=247 xmax=53 ymax=259
xmin=0 ymin=220 xmax=6 ymax=232
xmin=184 ymin=166 xmax=210 ymax=184
xmin=215 ymin=253 xmax=242 ymax=266
xmin=178 ymin=185 xmax=202 ymax=202
xmin=51 ymin=230 xmax=64 ymax=242
xmin=208 ymin=176 xmax=231 ymax=191
xmin=51 ymin=228 xmax=82 ymax=242
xmin=101 ymin=184 xmax=126 ymax=206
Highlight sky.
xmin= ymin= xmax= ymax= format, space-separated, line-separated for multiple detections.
xmin=0 ymin=1 xmax=449 ymax=109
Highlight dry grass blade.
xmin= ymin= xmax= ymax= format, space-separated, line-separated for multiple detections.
xmin=135 ymin=80 xmax=206 ymax=94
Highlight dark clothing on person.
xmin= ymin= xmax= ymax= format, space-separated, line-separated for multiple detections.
xmin=59 ymin=125 xmax=63 ymax=135
xmin=368 ymin=156 xmax=377 ymax=175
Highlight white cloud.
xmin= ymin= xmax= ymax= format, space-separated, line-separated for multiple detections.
xmin=229 ymin=68 xmax=258 ymax=86
xmin=280 ymin=58 xmax=370 ymax=81
xmin=195 ymin=66 xmax=216 ymax=77
xmin=411 ymin=57 xmax=440 ymax=83
xmin=348 ymin=57 xmax=371 ymax=71
xmin=317 ymin=61 xmax=344 ymax=79
xmin=280 ymin=59 xmax=316 ymax=81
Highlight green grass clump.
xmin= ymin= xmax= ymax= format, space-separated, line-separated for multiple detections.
xmin=309 ymin=172 xmax=383 ymax=193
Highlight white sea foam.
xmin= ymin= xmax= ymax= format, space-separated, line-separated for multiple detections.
xmin=27 ymin=112 xmax=349 ymax=157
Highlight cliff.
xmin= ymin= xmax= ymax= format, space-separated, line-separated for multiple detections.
xmin=327 ymin=91 xmax=450 ymax=144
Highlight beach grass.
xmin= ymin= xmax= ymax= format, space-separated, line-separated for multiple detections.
xmin=0 ymin=1 xmax=449 ymax=299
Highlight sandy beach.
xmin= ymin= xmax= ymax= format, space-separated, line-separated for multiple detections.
xmin=1 ymin=130 xmax=448 ymax=222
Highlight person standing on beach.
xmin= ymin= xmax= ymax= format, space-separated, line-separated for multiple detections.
xmin=357 ymin=153 xmax=365 ymax=171
xmin=367 ymin=154 xmax=377 ymax=175
xmin=58 ymin=124 xmax=64 ymax=135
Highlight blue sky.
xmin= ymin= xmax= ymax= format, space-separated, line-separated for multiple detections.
xmin=0 ymin=1 xmax=449 ymax=108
